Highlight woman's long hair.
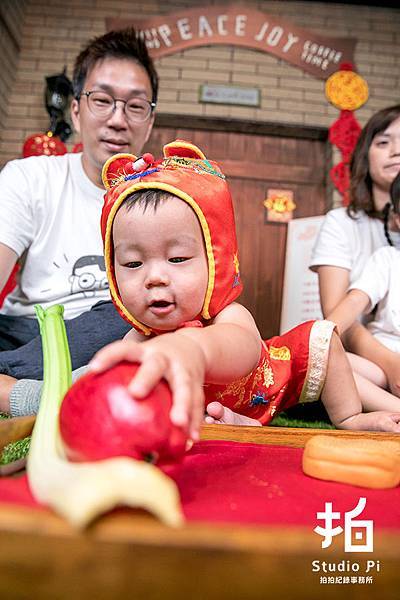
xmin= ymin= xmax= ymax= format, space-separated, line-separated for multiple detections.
xmin=383 ymin=171 xmax=400 ymax=246
xmin=347 ymin=104 xmax=400 ymax=219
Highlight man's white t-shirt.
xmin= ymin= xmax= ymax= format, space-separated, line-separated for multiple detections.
xmin=0 ymin=153 xmax=110 ymax=319
xmin=309 ymin=207 xmax=400 ymax=284
xmin=349 ymin=246 xmax=400 ymax=353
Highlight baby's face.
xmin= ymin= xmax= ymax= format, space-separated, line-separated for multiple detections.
xmin=113 ymin=196 xmax=208 ymax=331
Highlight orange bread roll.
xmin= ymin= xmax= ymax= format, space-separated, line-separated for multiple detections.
xmin=302 ymin=435 xmax=400 ymax=489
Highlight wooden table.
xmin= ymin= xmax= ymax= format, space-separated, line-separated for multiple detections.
xmin=0 ymin=425 xmax=398 ymax=600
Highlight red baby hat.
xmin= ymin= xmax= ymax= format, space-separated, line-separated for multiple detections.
xmin=101 ymin=140 xmax=243 ymax=335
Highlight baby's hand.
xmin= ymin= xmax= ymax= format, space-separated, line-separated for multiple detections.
xmin=339 ymin=411 xmax=400 ymax=433
xmin=89 ymin=334 xmax=206 ymax=441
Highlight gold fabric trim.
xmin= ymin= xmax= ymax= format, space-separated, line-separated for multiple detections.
xmin=299 ymin=320 xmax=336 ymax=404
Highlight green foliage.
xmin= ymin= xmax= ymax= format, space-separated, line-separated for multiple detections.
xmin=1 ymin=436 xmax=31 ymax=465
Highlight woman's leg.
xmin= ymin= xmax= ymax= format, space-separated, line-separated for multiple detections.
xmin=353 ymin=371 xmax=400 ymax=412
xmin=345 ymin=352 xmax=400 ymax=411
xmin=347 ymin=352 xmax=387 ymax=387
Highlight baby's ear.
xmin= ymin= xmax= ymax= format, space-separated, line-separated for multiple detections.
xmin=163 ymin=139 xmax=206 ymax=160
xmin=101 ymin=153 xmax=138 ymax=189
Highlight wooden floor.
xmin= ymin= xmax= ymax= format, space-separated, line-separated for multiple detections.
xmin=0 ymin=425 xmax=399 ymax=599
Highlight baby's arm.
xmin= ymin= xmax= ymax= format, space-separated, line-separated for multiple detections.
xmin=89 ymin=303 xmax=261 ymax=440
xmin=320 ymin=332 xmax=400 ymax=433
xmin=327 ymin=289 xmax=371 ymax=336
xmin=177 ymin=303 xmax=261 ymax=384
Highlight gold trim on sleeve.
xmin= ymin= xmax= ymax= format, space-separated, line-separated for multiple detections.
xmin=299 ymin=320 xmax=336 ymax=404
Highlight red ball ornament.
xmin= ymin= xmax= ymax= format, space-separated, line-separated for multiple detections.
xmin=22 ymin=132 xmax=67 ymax=158
xmin=59 ymin=361 xmax=188 ymax=464
xmin=71 ymin=142 xmax=83 ymax=153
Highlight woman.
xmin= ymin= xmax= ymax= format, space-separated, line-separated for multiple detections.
xmin=310 ymin=104 xmax=400 ymax=404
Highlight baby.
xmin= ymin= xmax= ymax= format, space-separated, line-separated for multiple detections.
xmin=88 ymin=140 xmax=400 ymax=439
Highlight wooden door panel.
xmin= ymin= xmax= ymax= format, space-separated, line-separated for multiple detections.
xmin=145 ymin=124 xmax=328 ymax=338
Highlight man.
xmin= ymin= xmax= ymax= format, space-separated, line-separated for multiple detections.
xmin=0 ymin=28 xmax=158 ymax=389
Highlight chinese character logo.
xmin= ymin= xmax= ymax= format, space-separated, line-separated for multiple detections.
xmin=314 ymin=498 xmax=373 ymax=552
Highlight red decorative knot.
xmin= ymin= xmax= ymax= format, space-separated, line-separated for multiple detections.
xmin=339 ymin=62 xmax=355 ymax=71
xmin=329 ymin=111 xmax=362 ymax=161
xmin=325 ymin=65 xmax=368 ymax=206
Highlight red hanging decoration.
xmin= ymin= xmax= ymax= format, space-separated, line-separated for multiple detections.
xmin=22 ymin=132 xmax=67 ymax=158
xmin=325 ymin=63 xmax=368 ymax=206
xmin=71 ymin=142 xmax=83 ymax=153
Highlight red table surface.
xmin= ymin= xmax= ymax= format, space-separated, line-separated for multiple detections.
xmin=0 ymin=440 xmax=399 ymax=529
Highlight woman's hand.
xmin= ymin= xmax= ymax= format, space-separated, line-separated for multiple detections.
xmin=382 ymin=353 xmax=400 ymax=398
xmin=89 ymin=333 xmax=207 ymax=441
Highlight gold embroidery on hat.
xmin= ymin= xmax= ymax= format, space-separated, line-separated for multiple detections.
xmin=269 ymin=346 xmax=291 ymax=361
xmin=162 ymin=156 xmax=225 ymax=179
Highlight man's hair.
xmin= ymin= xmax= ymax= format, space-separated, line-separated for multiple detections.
xmin=348 ymin=104 xmax=400 ymax=219
xmin=73 ymin=28 xmax=158 ymax=104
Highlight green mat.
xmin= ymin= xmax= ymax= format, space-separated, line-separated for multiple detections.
xmin=271 ymin=400 xmax=335 ymax=430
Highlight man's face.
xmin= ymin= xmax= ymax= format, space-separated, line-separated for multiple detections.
xmin=71 ymin=57 xmax=155 ymax=187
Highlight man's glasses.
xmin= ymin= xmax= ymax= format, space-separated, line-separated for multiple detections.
xmin=78 ymin=91 xmax=156 ymax=123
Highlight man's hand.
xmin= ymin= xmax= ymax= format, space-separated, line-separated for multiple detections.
xmin=89 ymin=333 xmax=207 ymax=441
xmin=0 ymin=374 xmax=18 ymax=414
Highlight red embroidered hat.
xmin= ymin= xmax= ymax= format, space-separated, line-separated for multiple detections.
xmin=101 ymin=140 xmax=242 ymax=335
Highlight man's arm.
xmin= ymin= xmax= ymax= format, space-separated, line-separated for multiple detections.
xmin=0 ymin=242 xmax=18 ymax=291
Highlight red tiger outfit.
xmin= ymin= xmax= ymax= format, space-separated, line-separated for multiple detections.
xmin=101 ymin=140 xmax=335 ymax=423
xmin=206 ymin=319 xmax=335 ymax=424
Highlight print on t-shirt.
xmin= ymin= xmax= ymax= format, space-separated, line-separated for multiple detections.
xmin=69 ymin=255 xmax=108 ymax=298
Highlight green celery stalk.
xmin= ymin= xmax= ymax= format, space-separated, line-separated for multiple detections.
xmin=27 ymin=304 xmax=183 ymax=528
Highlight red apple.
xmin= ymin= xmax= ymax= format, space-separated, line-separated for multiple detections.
xmin=59 ymin=361 xmax=187 ymax=464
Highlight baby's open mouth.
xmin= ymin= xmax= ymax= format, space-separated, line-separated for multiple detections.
xmin=150 ymin=300 xmax=173 ymax=308
xmin=148 ymin=300 xmax=175 ymax=316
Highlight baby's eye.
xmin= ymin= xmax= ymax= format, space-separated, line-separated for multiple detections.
xmin=124 ymin=261 xmax=142 ymax=268
xmin=169 ymin=257 xmax=188 ymax=263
